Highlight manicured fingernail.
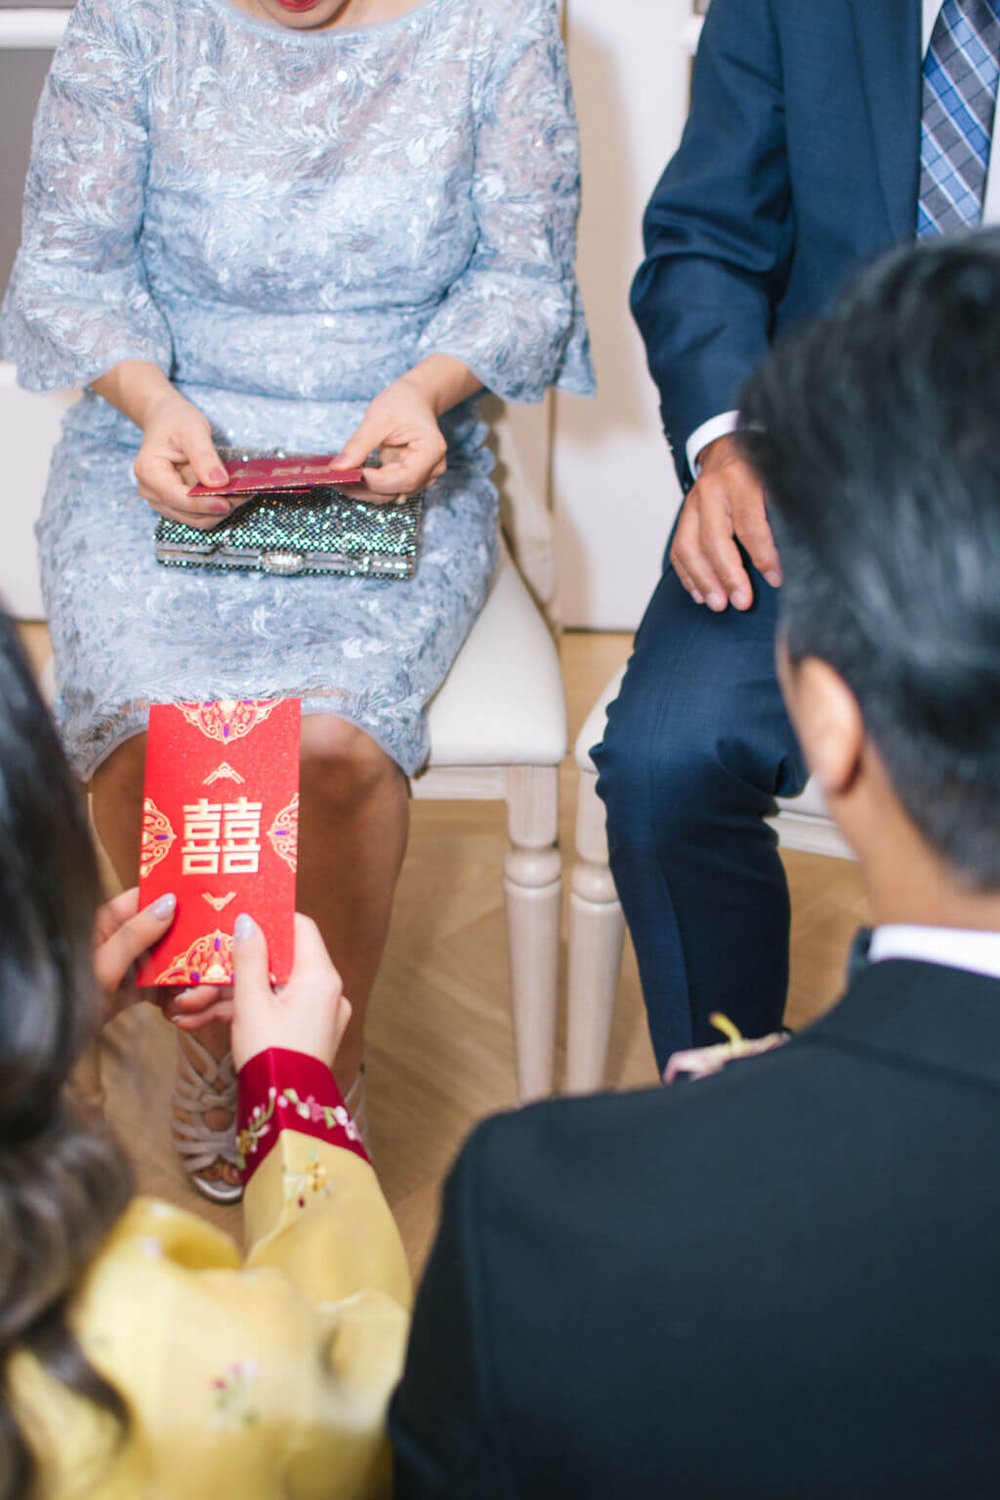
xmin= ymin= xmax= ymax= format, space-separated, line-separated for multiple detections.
xmin=210 ymin=468 xmax=228 ymax=484
xmin=152 ymin=893 xmax=177 ymax=919
xmin=691 ymin=590 xmax=705 ymax=605
xmin=764 ymin=570 xmax=782 ymax=588
xmin=707 ymin=591 xmax=726 ymax=611
xmin=731 ymin=590 xmax=751 ymax=610
xmin=209 ymin=500 xmax=230 ymax=515
xmin=234 ymin=913 xmax=256 ymax=940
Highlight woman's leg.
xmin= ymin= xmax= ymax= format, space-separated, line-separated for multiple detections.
xmin=297 ymin=714 xmax=410 ymax=1094
xmin=90 ymin=731 xmax=146 ymax=882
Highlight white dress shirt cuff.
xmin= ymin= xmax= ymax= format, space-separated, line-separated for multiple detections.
xmin=686 ymin=411 xmax=741 ymax=477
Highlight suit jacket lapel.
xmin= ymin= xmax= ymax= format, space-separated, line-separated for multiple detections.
xmin=847 ymin=0 xmax=922 ymax=242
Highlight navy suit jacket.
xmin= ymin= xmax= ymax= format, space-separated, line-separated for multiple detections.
xmin=632 ymin=0 xmax=922 ymax=484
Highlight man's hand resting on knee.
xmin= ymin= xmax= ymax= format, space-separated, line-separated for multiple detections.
xmin=671 ymin=435 xmax=783 ymax=611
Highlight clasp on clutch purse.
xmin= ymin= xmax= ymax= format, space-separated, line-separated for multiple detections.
xmin=260 ymin=550 xmax=307 ymax=576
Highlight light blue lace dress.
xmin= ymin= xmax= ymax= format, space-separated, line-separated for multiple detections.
xmin=0 ymin=0 xmax=592 ymax=779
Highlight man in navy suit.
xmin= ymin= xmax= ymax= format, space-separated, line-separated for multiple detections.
xmin=594 ymin=0 xmax=1000 ymax=1068
xmin=391 ymin=232 xmax=1000 ymax=1500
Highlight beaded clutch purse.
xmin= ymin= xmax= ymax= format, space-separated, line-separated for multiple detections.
xmin=155 ymin=485 xmax=424 ymax=580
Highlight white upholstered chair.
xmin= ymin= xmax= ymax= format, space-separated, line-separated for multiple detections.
xmin=414 ymin=398 xmax=565 ymax=1102
xmin=565 ymin=664 xmax=854 ymax=1093
xmin=415 ymin=551 xmax=566 ymax=1102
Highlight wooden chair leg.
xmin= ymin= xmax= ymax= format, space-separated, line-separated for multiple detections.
xmin=565 ymin=765 xmax=624 ymax=1094
xmin=504 ymin=765 xmax=561 ymax=1101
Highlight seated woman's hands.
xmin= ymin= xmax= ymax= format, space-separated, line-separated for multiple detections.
xmin=334 ymin=375 xmax=448 ymax=499
xmin=94 ymin=352 xmax=480 ymax=516
xmin=133 ymin=388 xmax=233 ymax=529
xmin=334 ymin=354 xmax=481 ymax=499
xmin=92 ymin=360 xmax=232 ymax=528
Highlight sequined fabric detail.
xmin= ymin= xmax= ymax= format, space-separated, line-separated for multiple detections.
xmin=156 ymin=488 xmax=425 ymax=580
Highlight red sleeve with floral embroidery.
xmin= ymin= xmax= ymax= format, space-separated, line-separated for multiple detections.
xmin=236 ymin=1048 xmax=369 ymax=1185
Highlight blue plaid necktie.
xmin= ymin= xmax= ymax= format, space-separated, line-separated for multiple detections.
xmin=918 ymin=0 xmax=1000 ymax=236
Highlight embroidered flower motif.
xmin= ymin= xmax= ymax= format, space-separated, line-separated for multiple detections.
xmin=237 ymin=1093 xmax=277 ymax=1163
xmin=333 ymin=1105 xmax=361 ymax=1143
xmin=297 ymin=1096 xmax=330 ymax=1124
xmin=211 ymin=1360 xmax=261 ymax=1428
xmin=236 ymin=1085 xmax=363 ymax=1167
xmin=284 ymin=1150 xmax=330 ymax=1209
xmin=236 ymin=1120 xmax=270 ymax=1161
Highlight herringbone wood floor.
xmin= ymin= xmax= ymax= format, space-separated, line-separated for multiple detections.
xmin=21 ymin=625 xmax=868 ymax=1274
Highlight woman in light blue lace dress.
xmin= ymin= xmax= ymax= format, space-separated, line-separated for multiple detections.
xmin=0 ymin=0 xmax=592 ymax=1198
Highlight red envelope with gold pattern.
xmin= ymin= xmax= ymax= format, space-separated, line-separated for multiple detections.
xmin=136 ymin=698 xmax=300 ymax=986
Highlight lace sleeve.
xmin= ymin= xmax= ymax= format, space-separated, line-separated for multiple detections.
xmin=416 ymin=0 xmax=594 ymax=404
xmin=0 ymin=0 xmax=173 ymax=391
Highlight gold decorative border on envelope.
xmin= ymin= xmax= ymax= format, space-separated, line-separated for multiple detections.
xmin=178 ymin=699 xmax=279 ymax=744
xmin=140 ymin=797 xmax=176 ymax=879
xmin=155 ymin=929 xmax=234 ymax=986
xmin=202 ymin=892 xmax=237 ymax=912
xmin=203 ymin=761 xmax=246 ymax=786
xmin=267 ymin=792 xmax=299 ymax=874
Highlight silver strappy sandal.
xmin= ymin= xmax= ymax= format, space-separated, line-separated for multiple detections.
xmin=172 ymin=1033 xmax=243 ymax=1205
xmin=344 ymin=1063 xmax=370 ymax=1153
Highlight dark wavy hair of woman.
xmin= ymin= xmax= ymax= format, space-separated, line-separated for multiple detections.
xmin=0 ymin=612 xmax=132 ymax=1500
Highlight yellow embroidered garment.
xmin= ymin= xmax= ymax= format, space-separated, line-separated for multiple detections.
xmin=9 ymin=1127 xmax=411 ymax=1498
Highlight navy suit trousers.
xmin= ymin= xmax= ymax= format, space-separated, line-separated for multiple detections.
xmin=593 ymin=562 xmax=807 ymax=1070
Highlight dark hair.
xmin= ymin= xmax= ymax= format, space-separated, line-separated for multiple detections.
xmin=0 ymin=612 xmax=132 ymax=1499
xmin=741 ymin=229 xmax=1000 ymax=887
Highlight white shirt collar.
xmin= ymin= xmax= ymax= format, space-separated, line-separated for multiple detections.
xmin=869 ymin=924 xmax=1000 ymax=980
xmin=923 ymin=0 xmax=941 ymax=54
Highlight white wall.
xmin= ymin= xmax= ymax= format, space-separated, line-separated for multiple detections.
xmin=554 ymin=0 xmax=696 ymax=628
xmin=0 ymin=365 xmax=74 ymax=617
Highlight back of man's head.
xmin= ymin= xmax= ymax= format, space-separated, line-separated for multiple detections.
xmin=741 ymin=231 xmax=1000 ymax=888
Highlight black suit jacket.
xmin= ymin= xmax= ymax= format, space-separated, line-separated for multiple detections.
xmin=391 ymin=960 xmax=1000 ymax=1498
xmin=631 ymin=0 xmax=922 ymax=483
